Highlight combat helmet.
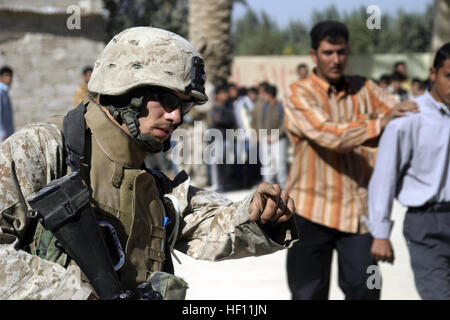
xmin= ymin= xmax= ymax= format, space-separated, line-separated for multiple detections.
xmin=88 ymin=26 xmax=208 ymax=152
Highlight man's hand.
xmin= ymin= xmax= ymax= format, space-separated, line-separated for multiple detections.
xmin=371 ymin=238 xmax=395 ymax=264
xmin=380 ymin=100 xmax=419 ymax=129
xmin=249 ymin=182 xmax=295 ymax=224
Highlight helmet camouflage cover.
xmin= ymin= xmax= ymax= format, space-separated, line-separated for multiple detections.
xmin=88 ymin=26 xmax=208 ymax=104
xmin=87 ymin=27 xmax=208 ymax=153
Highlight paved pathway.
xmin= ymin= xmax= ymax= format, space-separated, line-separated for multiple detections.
xmin=174 ymin=189 xmax=420 ymax=300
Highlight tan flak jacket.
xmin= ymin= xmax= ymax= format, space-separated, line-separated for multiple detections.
xmin=0 ymin=101 xmax=298 ymax=300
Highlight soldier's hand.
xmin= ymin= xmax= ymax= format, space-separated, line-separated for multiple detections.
xmin=380 ymin=100 xmax=419 ymax=129
xmin=249 ymin=182 xmax=295 ymax=224
xmin=371 ymin=238 xmax=395 ymax=264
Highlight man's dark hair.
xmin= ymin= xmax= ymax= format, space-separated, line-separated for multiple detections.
xmin=264 ymin=84 xmax=277 ymax=98
xmin=258 ymin=81 xmax=270 ymax=92
xmin=380 ymin=74 xmax=392 ymax=83
xmin=0 ymin=66 xmax=13 ymax=76
xmin=393 ymin=61 xmax=406 ymax=70
xmin=433 ymin=42 xmax=450 ymax=71
xmin=310 ymin=20 xmax=349 ymax=50
xmin=391 ymin=71 xmax=406 ymax=82
xmin=82 ymin=66 xmax=93 ymax=75
xmin=297 ymin=63 xmax=308 ymax=70
xmin=238 ymin=87 xmax=247 ymax=97
xmin=412 ymin=78 xmax=422 ymax=85
xmin=227 ymin=82 xmax=237 ymax=90
xmin=214 ymin=84 xmax=229 ymax=95
xmin=249 ymin=87 xmax=258 ymax=94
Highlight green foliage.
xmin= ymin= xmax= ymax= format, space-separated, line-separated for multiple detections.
xmin=311 ymin=4 xmax=340 ymax=25
xmin=101 ymin=1 xmax=433 ymax=55
xmin=102 ymin=0 xmax=189 ymax=42
xmin=232 ymin=3 xmax=433 ymax=55
xmin=232 ymin=9 xmax=285 ymax=55
xmin=283 ymin=21 xmax=311 ymax=55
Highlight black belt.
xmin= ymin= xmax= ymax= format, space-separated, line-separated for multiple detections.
xmin=408 ymin=202 xmax=450 ymax=213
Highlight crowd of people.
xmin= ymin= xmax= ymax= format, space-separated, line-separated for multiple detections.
xmin=207 ymin=80 xmax=289 ymax=191
xmin=377 ymin=61 xmax=431 ymax=102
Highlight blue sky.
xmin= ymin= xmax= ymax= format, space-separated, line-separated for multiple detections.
xmin=232 ymin=0 xmax=433 ymax=28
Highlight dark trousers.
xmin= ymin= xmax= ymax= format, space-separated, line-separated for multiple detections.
xmin=403 ymin=211 xmax=450 ymax=300
xmin=287 ymin=215 xmax=380 ymax=300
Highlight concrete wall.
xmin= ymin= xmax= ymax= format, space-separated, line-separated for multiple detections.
xmin=0 ymin=0 xmax=106 ymax=129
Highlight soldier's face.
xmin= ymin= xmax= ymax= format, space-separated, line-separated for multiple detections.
xmin=138 ymin=90 xmax=186 ymax=141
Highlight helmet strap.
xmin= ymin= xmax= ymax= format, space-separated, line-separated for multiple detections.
xmin=106 ymin=96 xmax=171 ymax=153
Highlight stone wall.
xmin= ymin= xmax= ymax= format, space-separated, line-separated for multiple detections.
xmin=0 ymin=0 xmax=106 ymax=129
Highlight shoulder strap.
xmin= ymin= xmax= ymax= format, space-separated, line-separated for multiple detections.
xmin=63 ymin=102 xmax=87 ymax=172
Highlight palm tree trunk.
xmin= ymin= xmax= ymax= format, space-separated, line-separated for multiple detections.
xmin=188 ymin=0 xmax=233 ymax=88
xmin=431 ymin=0 xmax=450 ymax=52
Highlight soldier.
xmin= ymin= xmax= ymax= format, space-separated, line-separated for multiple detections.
xmin=0 ymin=27 xmax=298 ymax=300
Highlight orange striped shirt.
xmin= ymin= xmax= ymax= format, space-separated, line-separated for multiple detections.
xmin=283 ymin=70 xmax=397 ymax=234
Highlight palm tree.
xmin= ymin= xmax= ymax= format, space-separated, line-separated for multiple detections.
xmin=188 ymin=0 xmax=233 ymax=88
xmin=431 ymin=0 xmax=450 ymax=52
xmin=183 ymin=0 xmax=234 ymax=188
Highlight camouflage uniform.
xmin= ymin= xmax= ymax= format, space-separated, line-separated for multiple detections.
xmin=0 ymin=101 xmax=297 ymax=300
xmin=0 ymin=27 xmax=298 ymax=300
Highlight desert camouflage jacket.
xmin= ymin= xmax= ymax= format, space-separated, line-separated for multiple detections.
xmin=0 ymin=107 xmax=298 ymax=300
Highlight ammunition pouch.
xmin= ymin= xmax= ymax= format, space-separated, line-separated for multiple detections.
xmin=147 ymin=271 xmax=188 ymax=300
xmin=27 ymin=170 xmax=122 ymax=299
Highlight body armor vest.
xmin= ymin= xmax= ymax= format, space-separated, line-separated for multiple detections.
xmin=30 ymin=100 xmax=174 ymax=290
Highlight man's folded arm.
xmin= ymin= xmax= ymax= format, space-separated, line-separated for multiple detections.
xmin=284 ymin=84 xmax=382 ymax=152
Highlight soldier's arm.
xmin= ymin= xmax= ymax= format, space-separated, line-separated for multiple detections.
xmin=0 ymin=123 xmax=91 ymax=300
xmin=170 ymin=178 xmax=298 ymax=261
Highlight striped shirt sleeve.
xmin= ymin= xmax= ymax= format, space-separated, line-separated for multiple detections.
xmin=284 ymin=82 xmax=382 ymax=152
xmin=365 ymin=80 xmax=397 ymax=115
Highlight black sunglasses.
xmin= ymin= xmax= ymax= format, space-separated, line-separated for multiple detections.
xmin=149 ymin=88 xmax=195 ymax=114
